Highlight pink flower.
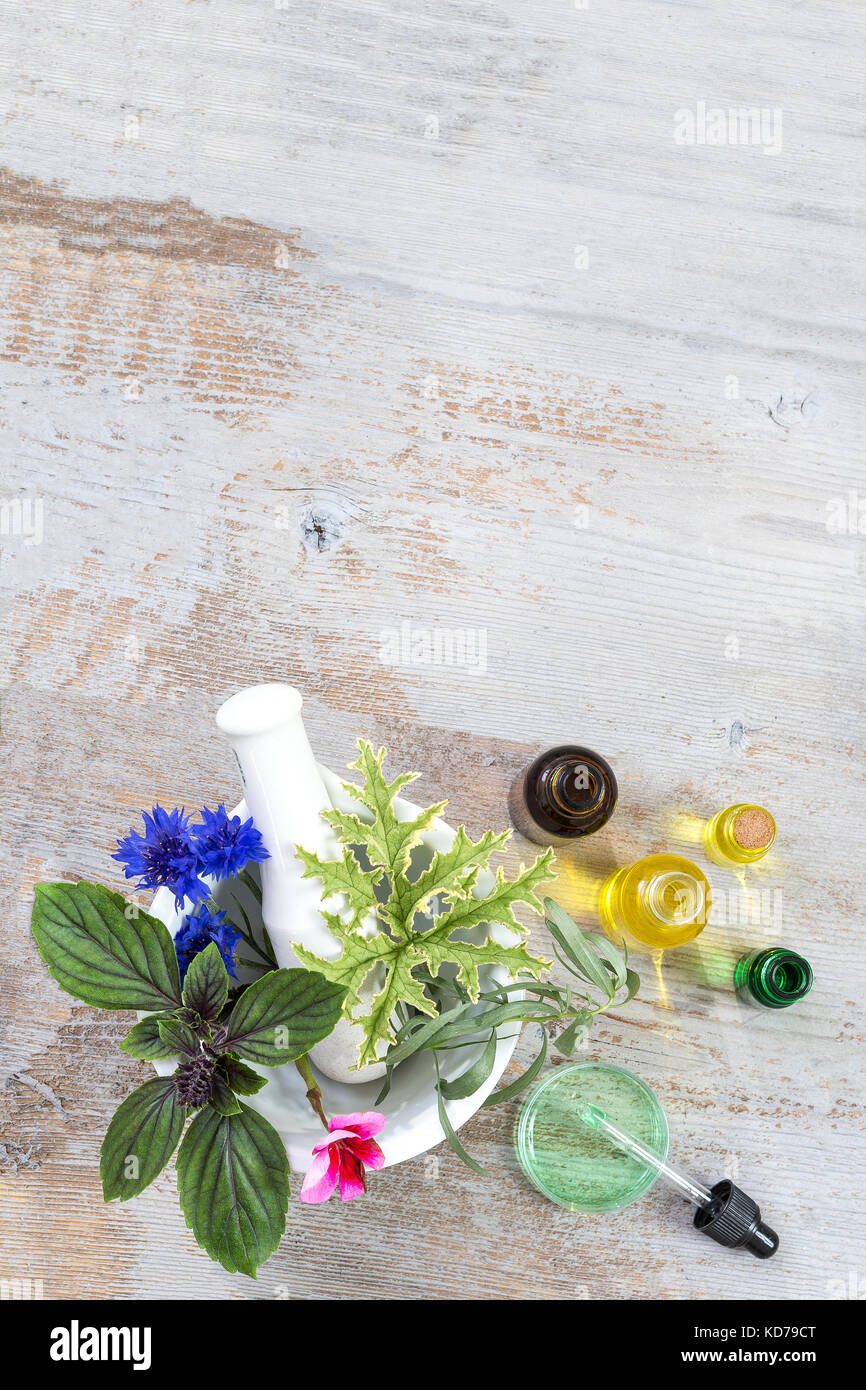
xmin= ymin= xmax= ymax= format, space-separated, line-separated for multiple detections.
xmin=299 ymin=1112 xmax=386 ymax=1204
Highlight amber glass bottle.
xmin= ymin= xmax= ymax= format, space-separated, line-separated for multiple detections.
xmin=509 ymin=745 xmax=618 ymax=845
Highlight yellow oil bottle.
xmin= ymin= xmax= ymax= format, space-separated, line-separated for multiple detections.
xmin=598 ymin=853 xmax=711 ymax=952
xmin=703 ymin=803 xmax=776 ymax=866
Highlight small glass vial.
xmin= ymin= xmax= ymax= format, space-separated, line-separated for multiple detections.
xmin=734 ymin=947 xmax=813 ymax=1009
xmin=509 ymin=744 xmax=617 ymax=846
xmin=598 ymin=853 xmax=711 ymax=952
xmin=704 ymin=803 xmax=776 ymax=865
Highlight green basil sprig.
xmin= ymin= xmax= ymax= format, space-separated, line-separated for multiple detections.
xmin=31 ymin=881 xmax=345 ymax=1278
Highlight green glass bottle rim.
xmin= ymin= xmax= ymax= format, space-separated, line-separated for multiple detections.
xmin=756 ymin=948 xmax=813 ymax=1001
xmin=516 ymin=1062 xmax=669 ymax=1214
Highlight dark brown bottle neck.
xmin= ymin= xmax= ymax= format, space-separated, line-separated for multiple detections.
xmin=520 ymin=745 xmax=617 ymax=840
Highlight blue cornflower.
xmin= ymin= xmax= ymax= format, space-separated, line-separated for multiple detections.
xmin=174 ymin=903 xmax=241 ymax=984
xmin=190 ymin=804 xmax=269 ymax=880
xmin=113 ymin=806 xmax=211 ymax=910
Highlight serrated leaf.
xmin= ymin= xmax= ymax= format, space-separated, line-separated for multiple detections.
xmin=119 ymin=1012 xmax=179 ymax=1060
xmin=32 ymin=881 xmax=181 ymax=1011
xmin=294 ymin=741 xmax=556 ymax=1068
xmin=157 ymin=1017 xmax=200 ymax=1056
xmin=351 ymin=945 xmax=437 ymax=1067
xmin=176 ymin=1102 xmax=289 ymax=1277
xmin=221 ymin=968 xmax=346 ymax=1065
xmin=100 ymin=1077 xmax=186 ymax=1201
xmin=295 ymin=845 xmax=382 ymax=928
xmin=293 ymin=914 xmax=405 ymax=1007
xmin=419 ymin=933 xmax=549 ymax=1004
xmin=182 ymin=942 xmax=229 ymax=1020
xmin=218 ymin=1056 xmax=267 ymax=1096
xmin=434 ymin=852 xmax=556 ymax=939
xmin=404 ymin=826 xmax=509 ymax=921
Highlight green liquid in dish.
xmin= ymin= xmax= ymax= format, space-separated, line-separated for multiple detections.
xmin=516 ymin=1063 xmax=669 ymax=1213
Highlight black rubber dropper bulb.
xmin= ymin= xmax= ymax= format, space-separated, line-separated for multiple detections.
xmin=693 ymin=1179 xmax=780 ymax=1258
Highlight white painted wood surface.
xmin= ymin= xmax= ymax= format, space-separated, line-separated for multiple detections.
xmin=0 ymin=0 xmax=863 ymax=1301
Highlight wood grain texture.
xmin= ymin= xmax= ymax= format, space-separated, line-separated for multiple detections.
xmin=0 ymin=0 xmax=864 ymax=1301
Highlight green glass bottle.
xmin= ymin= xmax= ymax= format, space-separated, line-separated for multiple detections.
xmin=734 ymin=947 xmax=813 ymax=1009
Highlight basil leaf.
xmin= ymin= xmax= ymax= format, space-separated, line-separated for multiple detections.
xmin=32 ymin=882 xmax=181 ymax=1011
xmin=208 ymin=1075 xmax=242 ymax=1116
xmin=119 ymin=1013 xmax=178 ymax=1060
xmin=221 ymin=968 xmax=346 ymax=1065
xmin=218 ymin=1056 xmax=267 ymax=1096
xmin=182 ymin=942 xmax=229 ymax=1020
xmin=100 ymin=1077 xmax=185 ymax=1201
xmin=438 ymin=1030 xmax=498 ymax=1101
xmin=157 ymin=1017 xmax=200 ymax=1057
xmin=176 ymin=1102 xmax=289 ymax=1277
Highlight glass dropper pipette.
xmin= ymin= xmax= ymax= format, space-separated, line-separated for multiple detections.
xmin=578 ymin=1103 xmax=779 ymax=1258
xmin=579 ymin=1103 xmax=712 ymax=1206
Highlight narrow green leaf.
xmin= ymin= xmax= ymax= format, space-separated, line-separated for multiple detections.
xmin=554 ymin=1009 xmax=594 ymax=1057
xmin=623 ymin=968 xmax=641 ymax=1003
xmin=218 ymin=1056 xmax=267 ymax=1096
xmin=384 ymin=1004 xmax=473 ymax=1069
xmin=157 ymin=1017 xmax=200 ymax=1057
xmin=582 ymin=933 xmax=628 ymax=991
xmin=433 ymin=998 xmax=558 ymax=1043
xmin=543 ymin=898 xmax=614 ymax=998
xmin=100 ymin=1077 xmax=185 ymax=1201
xmin=433 ymin=1055 xmax=487 ymax=1176
xmin=176 ymin=1102 xmax=289 ymax=1278
xmin=438 ymin=1030 xmax=498 ymax=1100
xmin=482 ymin=1026 xmax=549 ymax=1107
xmin=32 ymin=881 xmax=182 ymax=1011
xmin=182 ymin=942 xmax=229 ymax=1020
xmin=119 ymin=1013 xmax=178 ymax=1060
xmin=237 ymin=868 xmax=263 ymax=905
xmin=222 ymin=968 xmax=346 ymax=1065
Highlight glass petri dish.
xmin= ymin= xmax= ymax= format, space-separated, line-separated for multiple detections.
xmin=516 ymin=1063 xmax=669 ymax=1213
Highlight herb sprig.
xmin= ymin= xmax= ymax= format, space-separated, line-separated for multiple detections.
xmin=376 ymin=900 xmax=639 ymax=1170
xmin=31 ymin=881 xmax=345 ymax=1277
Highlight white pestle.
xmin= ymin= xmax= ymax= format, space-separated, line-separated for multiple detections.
xmin=216 ymin=683 xmax=386 ymax=1084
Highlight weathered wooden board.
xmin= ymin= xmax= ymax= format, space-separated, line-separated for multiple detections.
xmin=0 ymin=0 xmax=863 ymax=1301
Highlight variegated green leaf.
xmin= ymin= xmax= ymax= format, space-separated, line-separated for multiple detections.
xmin=295 ymin=845 xmax=382 ymax=929
xmin=293 ymin=740 xmax=556 ymax=1069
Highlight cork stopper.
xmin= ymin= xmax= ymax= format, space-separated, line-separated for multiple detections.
xmin=732 ymin=807 xmax=775 ymax=849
